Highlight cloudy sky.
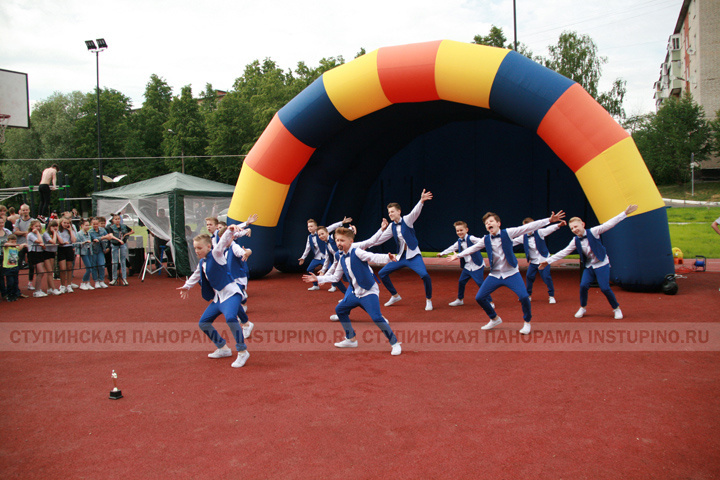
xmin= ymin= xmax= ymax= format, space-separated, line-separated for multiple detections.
xmin=1 ymin=0 xmax=681 ymax=118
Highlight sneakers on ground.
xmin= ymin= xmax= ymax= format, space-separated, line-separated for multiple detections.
xmin=481 ymin=317 xmax=502 ymax=330
xmin=519 ymin=322 xmax=531 ymax=335
xmin=66 ymin=286 xmax=74 ymax=293
xmin=549 ymin=296 xmax=556 ymax=304
xmin=242 ymin=321 xmax=254 ymax=338
xmin=109 ymin=279 xmax=117 ymax=286
xmin=86 ymin=283 xmax=95 ymax=290
xmin=330 ymin=314 xmax=339 ymax=321
xmin=121 ymin=278 xmax=129 ymax=286
xmin=425 ymin=299 xmax=433 ymax=311
xmin=334 ymin=338 xmax=358 ymax=348
xmin=384 ymin=295 xmax=402 ymax=307
xmin=391 ymin=342 xmax=402 ymax=356
xmin=58 ymin=285 xmax=67 ymax=294
xmin=328 ymin=286 xmax=337 ymax=292
xmin=33 ymin=291 xmax=48 ymax=298
xmin=70 ymin=283 xmax=79 ymax=289
xmin=613 ymin=307 xmax=623 ymax=320
xmin=51 ymin=289 xmax=62 ymax=296
xmin=574 ymin=307 xmax=586 ymax=318
xmin=232 ymin=350 xmax=250 ymax=368
xmin=27 ymin=283 xmax=35 ymax=291
xmin=449 ymin=299 xmax=464 ymax=307
xmin=307 ymin=285 xmax=320 ymax=291
xmin=79 ymin=283 xmax=90 ymax=291
xmin=208 ymin=346 xmax=232 ymax=358
xmin=99 ymin=282 xmax=108 ymax=289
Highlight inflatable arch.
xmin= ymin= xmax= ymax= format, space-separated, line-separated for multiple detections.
xmin=228 ymin=40 xmax=674 ymax=291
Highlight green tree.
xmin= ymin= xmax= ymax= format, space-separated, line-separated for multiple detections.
xmin=473 ymin=25 xmax=507 ymax=48
xmin=633 ymin=92 xmax=712 ymax=185
xmin=710 ymin=109 xmax=720 ymax=156
xmin=163 ymin=85 xmax=208 ymax=177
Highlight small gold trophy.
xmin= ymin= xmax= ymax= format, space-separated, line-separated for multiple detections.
xmin=109 ymin=370 xmax=123 ymax=400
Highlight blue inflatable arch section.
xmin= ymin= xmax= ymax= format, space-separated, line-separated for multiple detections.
xmin=228 ymin=40 xmax=674 ymax=291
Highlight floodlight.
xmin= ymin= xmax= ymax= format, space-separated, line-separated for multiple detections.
xmin=85 ymin=40 xmax=97 ymax=50
xmin=97 ymin=38 xmax=107 ymax=49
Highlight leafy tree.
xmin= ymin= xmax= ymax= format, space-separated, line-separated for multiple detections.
xmin=473 ymin=25 xmax=507 ymax=48
xmin=711 ymin=109 xmax=720 ymax=157
xmin=163 ymin=85 xmax=208 ymax=177
xmin=633 ymin=92 xmax=712 ymax=185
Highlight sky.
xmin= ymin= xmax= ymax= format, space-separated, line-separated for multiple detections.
xmin=0 ymin=0 xmax=683 ymax=119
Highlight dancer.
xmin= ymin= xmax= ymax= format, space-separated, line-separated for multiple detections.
xmin=512 ymin=217 xmax=565 ymax=304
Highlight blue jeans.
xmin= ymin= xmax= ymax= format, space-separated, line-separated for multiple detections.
xmin=525 ymin=263 xmax=555 ymax=296
xmin=199 ymin=294 xmax=246 ymax=351
xmin=379 ymin=253 xmax=432 ymax=299
xmin=580 ymin=264 xmax=619 ymax=309
xmin=457 ymin=268 xmax=492 ymax=303
xmin=475 ymin=272 xmax=532 ymax=322
xmin=81 ymin=254 xmax=94 ymax=282
xmin=111 ymin=244 xmax=128 ymax=280
xmin=335 ymin=290 xmax=397 ymax=345
xmin=90 ymin=252 xmax=105 ymax=282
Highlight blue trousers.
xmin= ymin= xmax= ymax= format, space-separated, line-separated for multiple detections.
xmin=379 ymin=253 xmax=432 ymax=299
xmin=199 ymin=293 xmax=246 ymax=351
xmin=90 ymin=252 xmax=105 ymax=282
xmin=580 ymin=264 xmax=619 ymax=309
xmin=335 ymin=290 xmax=397 ymax=345
xmin=475 ymin=272 xmax=532 ymax=322
xmin=457 ymin=268 xmax=492 ymax=303
xmin=306 ymin=258 xmax=325 ymax=286
xmin=525 ymin=263 xmax=555 ymax=296
xmin=81 ymin=254 xmax=94 ymax=282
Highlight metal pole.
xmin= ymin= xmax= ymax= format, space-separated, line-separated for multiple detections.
xmin=513 ymin=0 xmax=518 ymax=51
xmin=691 ymin=153 xmax=695 ymax=196
xmin=96 ymin=50 xmax=103 ymax=191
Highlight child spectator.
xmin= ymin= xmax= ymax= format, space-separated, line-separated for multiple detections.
xmin=76 ymin=219 xmax=95 ymax=290
xmin=57 ymin=216 xmax=77 ymax=293
xmin=27 ymin=219 xmax=48 ymax=297
xmin=107 ymin=213 xmax=134 ymax=286
xmin=13 ymin=204 xmax=35 ymax=290
xmin=89 ymin=217 xmax=109 ymax=289
xmin=0 ymin=223 xmax=12 ymax=299
xmin=2 ymin=234 xmax=25 ymax=302
xmin=42 ymin=219 xmax=61 ymax=295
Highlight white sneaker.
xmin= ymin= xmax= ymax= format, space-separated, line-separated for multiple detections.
xmin=51 ymin=289 xmax=62 ymax=296
xmin=59 ymin=285 xmax=67 ymax=294
xmin=242 ymin=321 xmax=254 ymax=338
xmin=66 ymin=286 xmax=74 ymax=293
xmin=391 ymin=342 xmax=402 ymax=356
xmin=334 ymin=338 xmax=358 ymax=348
xmin=574 ymin=307 xmax=586 ymax=318
xmin=328 ymin=286 xmax=337 ymax=292
xmin=425 ymin=299 xmax=433 ymax=311
xmin=95 ymin=282 xmax=102 ymax=289
xmin=27 ymin=283 xmax=35 ymax=291
xmin=79 ymin=283 xmax=90 ymax=291
xmin=99 ymin=282 xmax=108 ymax=289
xmin=208 ymin=346 xmax=232 ymax=358
xmin=384 ymin=295 xmax=402 ymax=307
xmin=86 ymin=283 xmax=95 ymax=290
xmin=231 ymin=350 xmax=250 ymax=368
xmin=520 ymin=322 xmax=531 ymax=335
xmin=330 ymin=314 xmax=339 ymax=321
xmin=481 ymin=317 xmax=502 ymax=330
xmin=33 ymin=290 xmax=48 ymax=298
xmin=70 ymin=283 xmax=79 ymax=289
xmin=449 ymin=299 xmax=464 ymax=307
xmin=549 ymin=296 xmax=556 ymax=304
xmin=307 ymin=285 xmax=320 ymax=291
xmin=613 ymin=307 xmax=623 ymax=320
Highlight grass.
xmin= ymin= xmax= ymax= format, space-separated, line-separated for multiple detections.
xmin=666 ymin=207 xmax=720 ymax=258
xmin=658 ymin=181 xmax=720 ymax=202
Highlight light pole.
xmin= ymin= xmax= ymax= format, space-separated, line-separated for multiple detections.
xmin=168 ymin=129 xmax=185 ymax=174
xmin=512 ymin=0 xmax=518 ymax=51
xmin=690 ymin=153 xmax=699 ymax=197
xmin=85 ymin=38 xmax=108 ymax=190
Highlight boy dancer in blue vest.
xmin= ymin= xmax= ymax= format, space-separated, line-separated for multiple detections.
xmin=437 ymin=221 xmax=493 ymax=308
xmin=225 ymin=225 xmax=255 ymax=337
xmin=373 ymin=189 xmax=434 ymax=311
xmin=540 ymin=204 xmax=638 ymax=320
xmin=449 ymin=210 xmax=566 ymax=334
xmin=178 ymin=224 xmax=250 ymax=368
xmin=512 ymin=217 xmax=566 ymax=304
xmin=299 ymin=216 xmax=352 ymax=290
xmin=303 ymin=227 xmax=402 ymax=355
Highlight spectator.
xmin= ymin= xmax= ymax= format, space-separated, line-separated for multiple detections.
xmin=57 ymin=216 xmax=77 ymax=293
xmin=42 ymin=219 xmax=61 ymax=295
xmin=89 ymin=217 xmax=109 ymax=288
xmin=76 ymin=219 xmax=95 ymax=291
xmin=107 ymin=213 xmax=133 ymax=286
xmin=14 ymin=204 xmax=35 ymax=291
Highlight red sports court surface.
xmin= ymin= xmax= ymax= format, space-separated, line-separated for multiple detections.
xmin=1 ymin=261 xmax=719 ymax=479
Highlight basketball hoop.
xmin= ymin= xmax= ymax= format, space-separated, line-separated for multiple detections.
xmin=0 ymin=114 xmax=10 ymax=144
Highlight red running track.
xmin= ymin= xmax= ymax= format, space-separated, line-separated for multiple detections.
xmin=0 ymin=263 xmax=719 ymax=479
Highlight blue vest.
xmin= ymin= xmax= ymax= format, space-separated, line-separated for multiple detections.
xmin=391 ymin=218 xmax=419 ymax=254
xmin=309 ymin=233 xmax=327 ymax=255
xmin=340 ymin=248 xmax=375 ymax=291
xmin=225 ymin=248 xmax=247 ymax=281
xmin=198 ymin=254 xmax=234 ymax=302
xmin=575 ymin=231 xmax=607 ymax=264
xmin=523 ymin=231 xmax=550 ymax=258
xmin=484 ymin=230 xmax=518 ymax=269
xmin=327 ymin=236 xmax=338 ymax=254
xmin=458 ymin=236 xmax=484 ymax=268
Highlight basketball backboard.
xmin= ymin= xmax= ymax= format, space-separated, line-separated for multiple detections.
xmin=0 ymin=68 xmax=30 ymax=128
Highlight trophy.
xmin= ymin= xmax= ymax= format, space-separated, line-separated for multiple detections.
xmin=109 ymin=370 xmax=123 ymax=400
